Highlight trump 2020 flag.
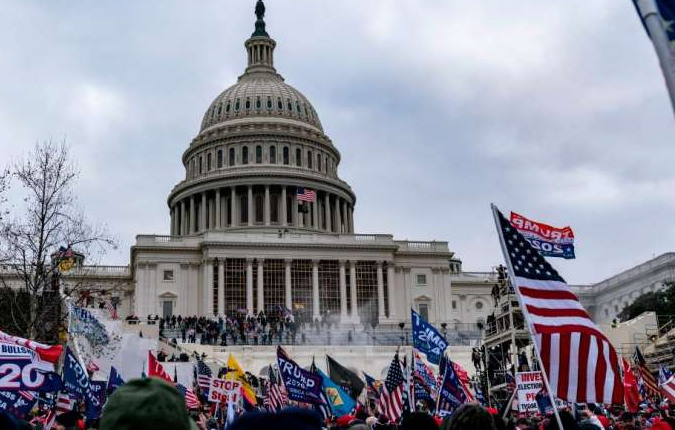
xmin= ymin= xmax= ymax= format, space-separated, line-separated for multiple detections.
xmin=509 ymin=212 xmax=575 ymax=259
xmin=63 ymin=347 xmax=90 ymax=399
xmin=276 ymin=347 xmax=322 ymax=405
xmin=317 ymin=368 xmax=355 ymax=417
xmin=0 ymin=330 xmax=63 ymax=392
xmin=492 ymin=205 xmax=623 ymax=404
xmin=86 ymin=381 xmax=106 ymax=420
xmin=411 ymin=309 xmax=448 ymax=365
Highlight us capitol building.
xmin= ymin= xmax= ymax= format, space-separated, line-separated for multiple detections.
xmin=84 ymin=2 xmax=499 ymax=332
xmin=54 ymin=2 xmax=675 ymax=347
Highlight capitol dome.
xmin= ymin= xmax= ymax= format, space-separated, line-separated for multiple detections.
xmin=200 ymin=74 xmax=324 ymax=133
xmin=167 ymin=0 xmax=356 ymax=237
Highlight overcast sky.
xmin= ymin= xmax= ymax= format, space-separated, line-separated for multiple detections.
xmin=0 ymin=0 xmax=673 ymax=284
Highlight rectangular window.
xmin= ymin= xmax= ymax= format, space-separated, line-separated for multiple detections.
xmin=199 ymin=156 xmax=203 ymax=174
xmin=307 ymin=151 xmax=313 ymax=169
xmin=207 ymin=153 xmax=212 ymax=171
xmin=416 ymin=274 xmax=427 ymax=285
xmin=283 ymin=147 xmax=289 ymax=165
xmin=295 ymin=148 xmax=302 ymax=167
xmin=229 ymin=148 xmax=235 ymax=166
xmin=217 ymin=150 xmax=223 ymax=168
xmin=452 ymin=300 xmax=457 ymax=310
xmin=163 ymin=270 xmax=174 ymax=281
xmin=418 ymin=303 xmax=429 ymax=321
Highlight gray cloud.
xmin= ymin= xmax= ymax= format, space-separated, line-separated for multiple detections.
xmin=0 ymin=0 xmax=672 ymax=284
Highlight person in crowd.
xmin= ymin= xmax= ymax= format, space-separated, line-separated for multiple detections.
xmin=440 ymin=404 xmax=497 ymax=430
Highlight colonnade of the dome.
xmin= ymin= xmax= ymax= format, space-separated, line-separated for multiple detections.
xmin=169 ymin=185 xmax=354 ymax=236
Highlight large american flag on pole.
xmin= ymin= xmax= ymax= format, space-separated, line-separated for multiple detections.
xmin=296 ymin=187 xmax=316 ymax=203
xmin=493 ymin=206 xmax=623 ymax=404
xmin=634 ymin=347 xmax=660 ymax=398
xmin=196 ymin=359 xmax=213 ymax=393
xmin=377 ymin=352 xmax=406 ymax=422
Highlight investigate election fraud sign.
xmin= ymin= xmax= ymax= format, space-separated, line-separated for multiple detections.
xmin=515 ymin=372 xmax=564 ymax=413
xmin=207 ymin=378 xmax=241 ymax=404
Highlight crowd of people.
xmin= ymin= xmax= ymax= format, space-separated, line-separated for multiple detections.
xmin=3 ymin=380 xmax=675 ymax=430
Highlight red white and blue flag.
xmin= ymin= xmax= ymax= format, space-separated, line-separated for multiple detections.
xmin=494 ymin=206 xmax=623 ymax=404
xmin=296 ymin=187 xmax=316 ymax=203
xmin=378 ymin=353 xmax=406 ymax=422
xmin=510 ymin=211 xmax=575 ymax=259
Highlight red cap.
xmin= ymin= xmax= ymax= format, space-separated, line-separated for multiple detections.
xmin=336 ymin=415 xmax=357 ymax=427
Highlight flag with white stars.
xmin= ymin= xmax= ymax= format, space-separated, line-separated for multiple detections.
xmin=493 ymin=205 xmax=624 ymax=405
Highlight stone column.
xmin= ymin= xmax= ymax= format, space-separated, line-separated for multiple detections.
xmin=181 ymin=200 xmax=186 ymax=235
xmin=281 ymin=186 xmax=288 ymax=227
xmin=285 ymin=259 xmax=292 ymax=310
xmin=201 ymin=192 xmax=207 ymax=232
xmin=203 ymin=260 xmax=213 ymax=316
xmin=325 ymin=194 xmax=332 ymax=232
xmin=350 ymin=206 xmax=355 ymax=233
xmin=246 ymin=259 xmax=254 ymax=315
xmin=339 ymin=260 xmax=348 ymax=321
xmin=387 ymin=263 xmax=396 ymax=320
xmin=350 ymin=261 xmax=358 ymax=320
xmin=264 ymin=185 xmax=271 ymax=226
xmin=312 ymin=199 xmax=319 ymax=229
xmin=247 ymin=186 xmax=253 ymax=227
xmin=215 ymin=189 xmax=221 ymax=229
xmin=335 ymin=197 xmax=343 ymax=234
xmin=218 ymin=259 xmax=225 ymax=316
xmin=342 ymin=201 xmax=348 ymax=233
xmin=312 ymin=260 xmax=320 ymax=319
xmin=376 ymin=261 xmax=386 ymax=319
xmin=292 ymin=193 xmax=298 ymax=227
xmin=170 ymin=208 xmax=175 ymax=236
xmin=190 ymin=196 xmax=196 ymax=234
xmin=257 ymin=259 xmax=265 ymax=314
xmin=231 ymin=187 xmax=237 ymax=227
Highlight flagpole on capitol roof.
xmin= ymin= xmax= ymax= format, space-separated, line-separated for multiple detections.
xmin=635 ymin=0 xmax=675 ymax=117
xmin=490 ymin=203 xmax=564 ymax=430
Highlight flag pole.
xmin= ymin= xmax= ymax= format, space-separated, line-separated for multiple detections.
xmin=490 ymin=204 xmax=563 ymax=429
xmin=636 ymin=0 xmax=675 ymax=117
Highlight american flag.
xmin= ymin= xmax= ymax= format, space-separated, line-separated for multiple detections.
xmin=634 ymin=347 xmax=660 ymax=398
xmin=56 ymin=392 xmax=74 ymax=415
xmin=378 ymin=353 xmax=406 ymax=422
xmin=18 ymin=390 xmax=35 ymax=401
xmin=176 ymin=383 xmax=201 ymax=410
xmin=296 ymin=187 xmax=316 ymax=202
xmin=264 ymin=366 xmax=286 ymax=412
xmin=453 ymin=362 xmax=475 ymax=402
xmin=494 ymin=207 xmax=623 ymax=404
xmin=505 ymin=368 xmax=516 ymax=393
xmin=196 ymin=359 xmax=213 ymax=393
xmin=661 ymin=375 xmax=675 ymax=402
xmin=105 ymin=299 xmax=118 ymax=319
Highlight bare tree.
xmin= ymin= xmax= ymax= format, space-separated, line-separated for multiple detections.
xmin=0 ymin=141 xmax=116 ymax=341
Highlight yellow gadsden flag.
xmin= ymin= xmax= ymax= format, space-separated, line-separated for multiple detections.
xmin=226 ymin=354 xmax=257 ymax=405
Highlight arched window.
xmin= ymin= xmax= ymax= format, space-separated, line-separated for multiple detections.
xmin=287 ymin=100 xmax=293 ymax=112
xmin=199 ymin=156 xmax=203 ymax=174
xmin=242 ymin=146 xmax=249 ymax=165
xmin=207 ymin=153 xmax=212 ymax=171
xmin=307 ymin=150 xmax=313 ymax=169
xmin=317 ymin=154 xmax=322 ymax=172
xmin=245 ymin=99 xmax=251 ymax=110
xmin=225 ymin=102 xmax=231 ymax=113
xmin=217 ymin=105 xmax=222 ymax=115
xmin=277 ymin=98 xmax=283 ymax=110
xmin=283 ymin=147 xmax=289 ymax=165
xmin=256 ymin=97 xmax=262 ymax=109
xmin=325 ymin=156 xmax=328 ymax=173
xmin=235 ymin=99 xmax=240 ymax=112
xmin=295 ymin=148 xmax=302 ymax=167
xmin=270 ymin=146 xmax=277 ymax=164
xmin=255 ymin=145 xmax=262 ymax=164
xmin=229 ymin=147 xmax=235 ymax=166
xmin=217 ymin=150 xmax=223 ymax=168
xmin=296 ymin=101 xmax=301 ymax=114
xmin=267 ymin=97 xmax=272 ymax=110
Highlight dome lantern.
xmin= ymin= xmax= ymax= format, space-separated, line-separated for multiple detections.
xmin=245 ymin=0 xmax=276 ymax=74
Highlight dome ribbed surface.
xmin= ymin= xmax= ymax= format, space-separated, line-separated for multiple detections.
xmin=200 ymin=74 xmax=323 ymax=132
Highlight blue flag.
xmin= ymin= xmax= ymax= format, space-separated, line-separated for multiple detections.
xmin=69 ymin=305 xmax=109 ymax=346
xmin=107 ymin=366 xmax=125 ymax=394
xmin=660 ymin=365 xmax=673 ymax=384
xmin=86 ymin=381 xmax=106 ymax=420
xmin=411 ymin=309 xmax=448 ymax=365
xmin=63 ymin=347 xmax=90 ymax=399
xmin=0 ymin=391 xmax=38 ymax=419
xmin=276 ymin=347 xmax=322 ymax=405
xmin=317 ymin=369 xmax=355 ymax=417
xmin=437 ymin=359 xmax=466 ymax=417
xmin=535 ymin=387 xmax=554 ymax=415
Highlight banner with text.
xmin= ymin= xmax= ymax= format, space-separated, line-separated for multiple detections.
xmin=0 ymin=332 xmax=63 ymax=392
xmin=515 ymin=372 xmax=564 ymax=413
xmin=207 ymin=378 xmax=241 ymax=404
xmin=276 ymin=347 xmax=322 ymax=405
xmin=510 ymin=212 xmax=575 ymax=259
